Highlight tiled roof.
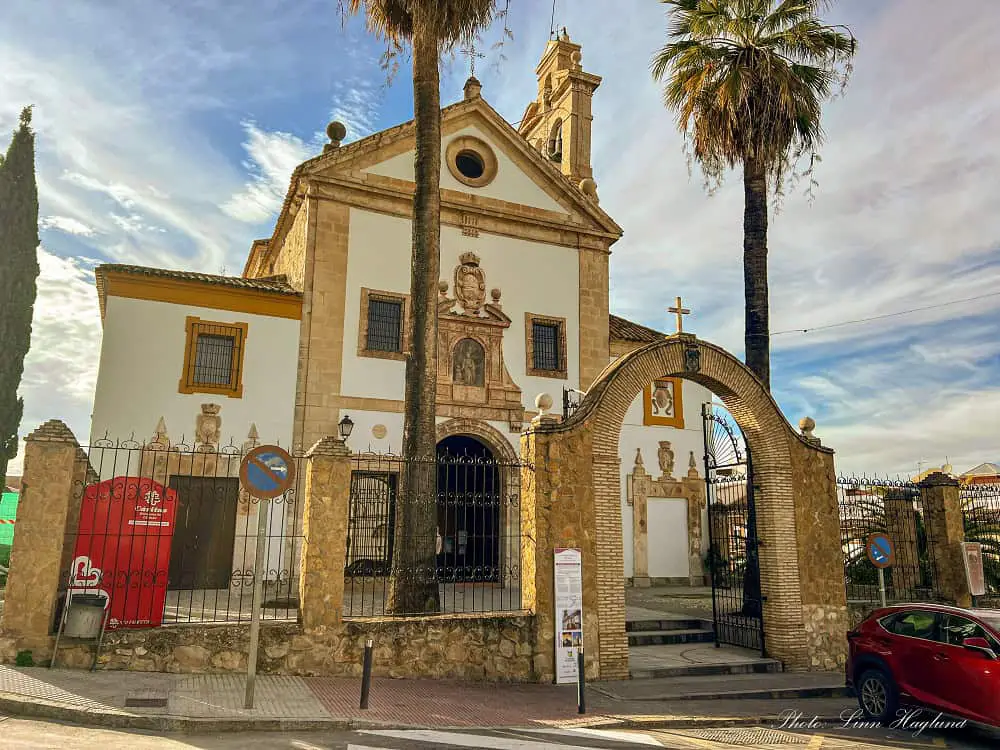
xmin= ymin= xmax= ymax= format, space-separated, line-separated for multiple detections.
xmin=961 ymin=462 xmax=1000 ymax=477
xmin=96 ymin=264 xmax=300 ymax=296
xmin=609 ymin=314 xmax=665 ymax=342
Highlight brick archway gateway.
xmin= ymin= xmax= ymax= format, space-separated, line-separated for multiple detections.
xmin=520 ymin=335 xmax=848 ymax=680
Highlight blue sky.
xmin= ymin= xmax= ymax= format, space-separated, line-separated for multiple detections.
xmin=3 ymin=0 xmax=999 ymax=476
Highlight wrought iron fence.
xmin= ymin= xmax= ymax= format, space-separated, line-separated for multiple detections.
xmin=57 ymin=436 xmax=303 ymax=631
xmin=837 ymin=475 xmax=941 ymax=608
xmin=343 ymin=450 xmax=528 ymax=617
xmin=960 ymin=483 xmax=1000 ymax=606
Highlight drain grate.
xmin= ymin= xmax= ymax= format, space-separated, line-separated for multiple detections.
xmin=124 ymin=690 xmax=168 ymax=708
xmin=683 ymin=727 xmax=811 ymax=745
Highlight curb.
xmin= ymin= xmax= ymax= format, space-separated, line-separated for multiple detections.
xmin=0 ymin=692 xmax=389 ymax=734
xmin=0 ymin=691 xmax=850 ymax=735
xmin=591 ymin=685 xmax=852 ymax=702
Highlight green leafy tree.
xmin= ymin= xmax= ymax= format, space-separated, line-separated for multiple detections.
xmin=0 ymin=107 xmax=40 ymax=485
xmin=340 ymin=1 xmax=505 ymax=614
xmin=651 ymin=0 xmax=856 ymax=389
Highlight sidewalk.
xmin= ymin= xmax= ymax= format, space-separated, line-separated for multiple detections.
xmin=0 ymin=666 xmax=855 ymax=733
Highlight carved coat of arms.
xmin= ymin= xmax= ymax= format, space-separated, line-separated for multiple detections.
xmin=684 ymin=345 xmax=701 ymax=374
xmin=454 ymin=251 xmax=486 ymax=315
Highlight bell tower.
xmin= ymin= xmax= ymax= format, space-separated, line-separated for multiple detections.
xmin=518 ymin=28 xmax=602 ymax=191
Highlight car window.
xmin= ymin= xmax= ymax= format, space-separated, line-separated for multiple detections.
xmin=883 ymin=610 xmax=940 ymax=640
xmin=943 ymin=615 xmax=1000 ymax=650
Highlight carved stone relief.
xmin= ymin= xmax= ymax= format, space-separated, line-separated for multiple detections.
xmin=657 ymin=441 xmax=675 ymax=479
xmin=452 ymin=338 xmax=486 ymax=386
xmin=628 ymin=448 xmax=706 ymax=586
xmin=196 ymin=404 xmax=222 ymax=452
xmin=437 ymin=253 xmax=524 ymax=428
xmin=454 ymin=251 xmax=487 ymax=315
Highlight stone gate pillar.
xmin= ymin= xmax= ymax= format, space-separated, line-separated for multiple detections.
xmin=299 ymin=436 xmax=351 ymax=630
xmin=884 ymin=488 xmax=921 ymax=597
xmin=521 ymin=417 xmax=628 ymax=682
xmin=919 ymin=472 xmax=971 ymax=607
xmin=787 ymin=424 xmax=849 ymax=671
xmin=1 ymin=421 xmax=85 ymax=656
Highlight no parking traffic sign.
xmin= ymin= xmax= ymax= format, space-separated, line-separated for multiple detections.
xmin=865 ymin=533 xmax=895 ymax=569
xmin=239 ymin=445 xmax=295 ymax=499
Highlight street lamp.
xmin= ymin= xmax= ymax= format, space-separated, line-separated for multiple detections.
xmin=338 ymin=415 xmax=354 ymax=441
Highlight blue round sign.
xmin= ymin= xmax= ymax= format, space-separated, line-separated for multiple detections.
xmin=866 ymin=533 xmax=895 ymax=569
xmin=239 ymin=445 xmax=295 ymax=499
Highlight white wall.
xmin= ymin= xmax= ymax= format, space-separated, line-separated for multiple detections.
xmin=340 ymin=206 xmax=581 ymax=408
xmin=366 ymin=123 xmax=569 ymax=215
xmin=90 ymin=296 xmax=299 ymax=449
xmin=618 ymin=379 xmax=714 ymax=579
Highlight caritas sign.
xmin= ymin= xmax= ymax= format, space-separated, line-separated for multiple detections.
xmin=69 ymin=476 xmax=178 ymax=629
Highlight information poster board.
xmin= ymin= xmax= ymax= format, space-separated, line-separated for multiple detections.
xmin=70 ymin=476 xmax=178 ymax=629
xmin=554 ymin=547 xmax=583 ymax=685
xmin=962 ymin=542 xmax=986 ymax=597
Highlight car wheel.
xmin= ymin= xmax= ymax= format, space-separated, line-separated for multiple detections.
xmin=857 ymin=668 xmax=899 ymax=724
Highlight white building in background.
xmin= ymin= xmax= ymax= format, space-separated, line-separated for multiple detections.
xmin=87 ymin=30 xmax=714 ymax=588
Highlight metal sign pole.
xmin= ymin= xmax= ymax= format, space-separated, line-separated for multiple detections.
xmin=877 ymin=567 xmax=887 ymax=609
xmin=244 ymin=498 xmax=269 ymax=709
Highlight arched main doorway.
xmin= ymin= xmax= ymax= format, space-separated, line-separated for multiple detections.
xmin=436 ymin=435 xmax=501 ymax=583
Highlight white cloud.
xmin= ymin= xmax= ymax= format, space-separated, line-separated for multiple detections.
xmin=222 ymin=122 xmax=316 ymax=224
xmin=39 ymin=215 xmax=95 ymax=237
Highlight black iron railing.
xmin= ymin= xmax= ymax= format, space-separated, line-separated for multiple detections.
xmin=343 ymin=451 xmax=528 ymax=618
xmin=837 ymin=475 xmax=941 ymax=609
xmin=58 ymin=437 xmax=303 ymax=632
xmin=960 ymin=483 xmax=1000 ymax=606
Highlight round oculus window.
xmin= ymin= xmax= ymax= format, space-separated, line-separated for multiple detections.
xmin=455 ymin=150 xmax=486 ymax=180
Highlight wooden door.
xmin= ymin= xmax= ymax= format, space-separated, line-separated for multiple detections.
xmin=167 ymin=476 xmax=239 ymax=590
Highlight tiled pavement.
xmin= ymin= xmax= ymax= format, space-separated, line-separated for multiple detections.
xmin=0 ymin=665 xmax=854 ymax=731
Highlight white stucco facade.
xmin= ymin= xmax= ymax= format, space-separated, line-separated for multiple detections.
xmin=366 ymin=124 xmax=569 ymax=215
xmin=90 ymin=295 xmax=298 ymax=448
xmin=618 ymin=380 xmax=715 ymax=581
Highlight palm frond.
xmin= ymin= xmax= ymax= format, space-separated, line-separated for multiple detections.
xmin=651 ymin=0 xmax=856 ymax=194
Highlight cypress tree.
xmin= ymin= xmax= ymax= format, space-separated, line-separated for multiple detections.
xmin=0 ymin=107 xmax=40 ymax=484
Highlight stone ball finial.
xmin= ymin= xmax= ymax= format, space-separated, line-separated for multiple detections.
xmin=438 ymin=279 xmax=449 ymax=296
xmin=326 ymin=121 xmax=347 ymax=147
xmin=571 ymin=50 xmax=583 ymax=68
xmin=799 ymin=416 xmax=816 ymax=438
xmin=535 ymin=393 xmax=554 ymax=414
xmin=464 ymin=76 xmax=483 ymax=100
xmin=579 ymin=178 xmax=598 ymax=201
xmin=490 ymin=287 xmax=502 ymax=302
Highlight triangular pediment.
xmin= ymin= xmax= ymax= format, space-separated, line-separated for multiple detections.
xmin=298 ymin=97 xmax=621 ymax=238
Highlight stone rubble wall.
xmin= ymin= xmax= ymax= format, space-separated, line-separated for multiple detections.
xmin=0 ymin=613 xmax=538 ymax=681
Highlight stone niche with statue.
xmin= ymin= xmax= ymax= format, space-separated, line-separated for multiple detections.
xmin=436 ymin=252 xmax=524 ymax=429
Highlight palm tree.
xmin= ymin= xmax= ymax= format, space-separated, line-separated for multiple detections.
xmin=342 ymin=1 xmax=502 ymax=614
xmin=651 ymin=0 xmax=856 ymax=389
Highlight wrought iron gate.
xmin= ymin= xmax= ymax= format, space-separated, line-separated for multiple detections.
xmin=703 ymin=403 xmax=765 ymax=655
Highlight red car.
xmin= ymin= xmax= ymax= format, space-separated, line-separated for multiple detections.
xmin=847 ymin=603 xmax=1000 ymax=727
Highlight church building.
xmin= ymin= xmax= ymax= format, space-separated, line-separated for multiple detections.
xmin=88 ymin=31 xmax=714 ymax=587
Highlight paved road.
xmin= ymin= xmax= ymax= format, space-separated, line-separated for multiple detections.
xmin=3 ymin=717 xmax=1000 ymax=749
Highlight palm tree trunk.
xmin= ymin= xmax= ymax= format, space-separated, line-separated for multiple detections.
xmin=743 ymin=158 xmax=770 ymax=390
xmin=388 ymin=10 xmax=442 ymax=615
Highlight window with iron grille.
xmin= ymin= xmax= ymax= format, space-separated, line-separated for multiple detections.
xmin=179 ymin=317 xmax=248 ymax=397
xmin=532 ymin=322 xmax=560 ymax=371
xmin=365 ymin=295 xmax=403 ymax=353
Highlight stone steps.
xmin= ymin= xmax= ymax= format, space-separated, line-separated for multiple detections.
xmin=628 ymin=657 xmax=782 ymax=680
xmin=627 ymin=628 xmax=715 ymax=647
xmin=625 ymin=618 xmax=708 ymax=633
